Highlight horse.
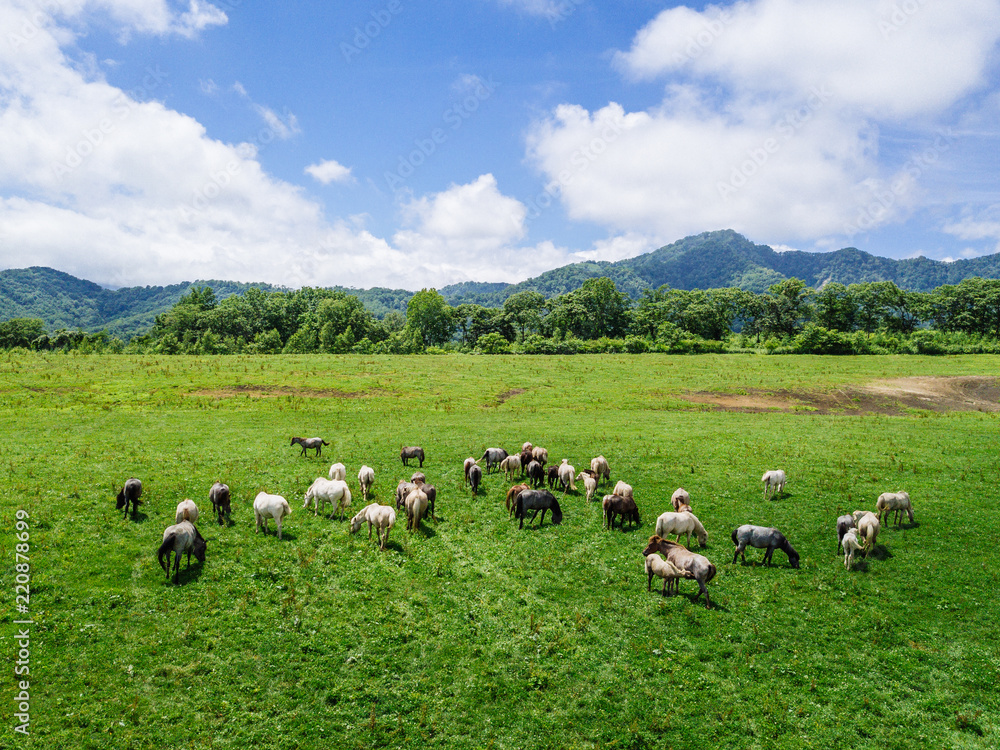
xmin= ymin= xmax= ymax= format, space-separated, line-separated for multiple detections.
xmin=116 ymin=478 xmax=142 ymax=520
xmin=209 ymin=482 xmax=231 ymax=526
xmin=157 ymin=521 xmax=206 ymax=584
xmin=291 ymin=436 xmax=328 ymax=457
xmin=400 ymin=446 xmax=425 ymax=467
xmin=731 ymin=524 xmax=800 ymax=568
xmin=642 ymin=535 xmax=716 ymax=608
xmin=514 ymin=489 xmax=563 ymax=529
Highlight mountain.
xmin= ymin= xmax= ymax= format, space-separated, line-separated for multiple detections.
xmin=5 ymin=230 xmax=1000 ymax=334
xmin=619 ymin=230 xmax=1000 ymax=293
xmin=0 ymin=267 xmax=286 ymax=338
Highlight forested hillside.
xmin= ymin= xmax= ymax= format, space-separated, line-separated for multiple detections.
xmin=5 ymin=230 xmax=1000 ymax=334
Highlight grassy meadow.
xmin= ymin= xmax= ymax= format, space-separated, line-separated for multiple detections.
xmin=2 ymin=353 xmax=999 ymax=749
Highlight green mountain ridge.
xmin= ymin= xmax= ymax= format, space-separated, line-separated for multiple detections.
xmin=5 ymin=230 xmax=1000 ymax=335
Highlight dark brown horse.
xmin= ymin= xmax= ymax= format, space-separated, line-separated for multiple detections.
xmin=116 ymin=478 xmax=142 ymax=520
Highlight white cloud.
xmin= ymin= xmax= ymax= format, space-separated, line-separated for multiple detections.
xmin=615 ymin=0 xmax=1000 ymax=120
xmin=231 ymin=82 xmax=301 ymax=140
xmin=0 ymin=2 xmax=411 ymax=289
xmin=526 ymin=0 xmax=1000 ymax=247
xmin=305 ymin=159 xmax=354 ymax=185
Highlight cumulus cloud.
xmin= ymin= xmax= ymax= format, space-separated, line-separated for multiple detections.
xmin=0 ymin=1 xmax=409 ymax=289
xmin=305 ymin=159 xmax=354 ymax=185
xmin=527 ymin=0 xmax=1000 ymax=246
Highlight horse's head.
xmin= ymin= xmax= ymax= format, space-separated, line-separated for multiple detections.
xmin=193 ymin=530 xmax=207 ymax=564
xmin=642 ymin=535 xmax=665 ymax=557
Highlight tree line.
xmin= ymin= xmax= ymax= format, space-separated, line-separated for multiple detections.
xmin=5 ymin=276 xmax=1000 ymax=355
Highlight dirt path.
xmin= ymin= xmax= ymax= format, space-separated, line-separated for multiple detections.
xmin=676 ymin=376 xmax=1000 ymax=415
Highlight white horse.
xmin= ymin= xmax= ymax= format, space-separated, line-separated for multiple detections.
xmin=654 ymin=511 xmax=708 ymax=548
xmin=761 ymin=470 xmax=786 ymax=500
xmin=358 ymin=465 xmax=375 ymax=501
xmin=349 ymin=503 xmax=396 ymax=550
xmin=304 ymin=477 xmax=352 ymax=519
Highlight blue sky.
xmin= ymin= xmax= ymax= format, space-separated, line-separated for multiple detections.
xmin=2 ymin=0 xmax=999 ymax=290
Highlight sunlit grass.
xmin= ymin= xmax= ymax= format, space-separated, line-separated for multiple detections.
xmin=1 ymin=352 xmax=998 ymax=748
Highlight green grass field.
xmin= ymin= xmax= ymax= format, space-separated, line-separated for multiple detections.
xmin=2 ymin=353 xmax=999 ymax=749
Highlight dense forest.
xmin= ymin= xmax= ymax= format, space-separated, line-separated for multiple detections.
xmin=5 ymin=275 xmax=1000 ymax=356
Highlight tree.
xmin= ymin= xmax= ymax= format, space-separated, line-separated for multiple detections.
xmin=405 ymin=289 xmax=455 ymax=348
xmin=0 ymin=318 xmax=46 ymax=349
xmin=814 ymin=283 xmax=857 ymax=332
xmin=762 ymin=278 xmax=813 ymax=338
xmin=502 ymin=290 xmax=545 ymax=341
xmin=547 ymin=277 xmax=631 ymax=340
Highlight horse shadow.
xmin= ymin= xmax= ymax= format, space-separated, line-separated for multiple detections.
xmin=127 ymin=510 xmax=149 ymax=523
xmin=164 ymin=560 xmax=205 ymax=586
xmin=867 ymin=545 xmax=892 ymax=561
xmin=608 ymin=523 xmax=645 ymax=534
xmin=415 ymin=524 xmax=437 ymax=539
xmin=891 ymin=521 xmax=919 ymax=531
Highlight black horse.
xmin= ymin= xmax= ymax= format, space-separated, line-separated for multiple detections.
xmin=515 ymin=489 xmax=563 ymax=529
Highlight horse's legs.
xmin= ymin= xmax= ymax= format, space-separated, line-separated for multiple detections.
xmin=173 ymin=553 xmax=180 ymax=584
xmin=733 ymin=544 xmax=745 ymax=564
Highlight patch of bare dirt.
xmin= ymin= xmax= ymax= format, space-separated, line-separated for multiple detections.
xmin=676 ymin=376 xmax=1000 ymax=415
xmin=189 ymin=385 xmax=384 ymax=399
xmin=495 ymin=388 xmax=526 ymax=404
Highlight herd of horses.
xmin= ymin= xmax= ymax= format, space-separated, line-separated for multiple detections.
xmin=116 ymin=437 xmax=913 ymax=604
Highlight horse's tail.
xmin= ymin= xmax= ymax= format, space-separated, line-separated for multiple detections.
xmin=704 ymin=562 xmax=717 ymax=585
xmin=322 ymin=440 xmax=329 ymax=446
xmin=157 ymin=534 xmax=175 ymax=573
xmin=515 ymin=495 xmax=523 ymax=519
xmin=550 ymin=498 xmax=563 ymax=525
xmin=731 ymin=528 xmax=739 ymax=546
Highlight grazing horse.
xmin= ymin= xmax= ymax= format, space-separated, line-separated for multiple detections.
xmin=400 ymin=446 xmax=425 ymax=467
xmin=350 ymin=503 xmax=396 ymax=550
xmin=514 ymin=489 xmax=563 ymax=529
xmin=603 ymin=494 xmax=641 ymax=531
xmin=157 ymin=521 xmax=206 ymax=584
xmin=480 ymin=447 xmax=508 ymax=473
xmin=642 ymin=535 xmax=716 ymax=608
xmin=506 ymin=483 xmax=530 ymax=516
xmin=209 ymin=482 xmax=231 ymax=526
xmin=526 ymin=460 xmax=544 ymax=489
xmin=116 ymin=478 xmax=142 ymax=520
xmin=731 ymin=524 xmax=800 ymax=568
xmin=468 ymin=464 xmax=483 ymax=496
xmin=836 ymin=514 xmax=856 ymax=553
xmin=291 ymin=436 xmax=328 ymax=457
